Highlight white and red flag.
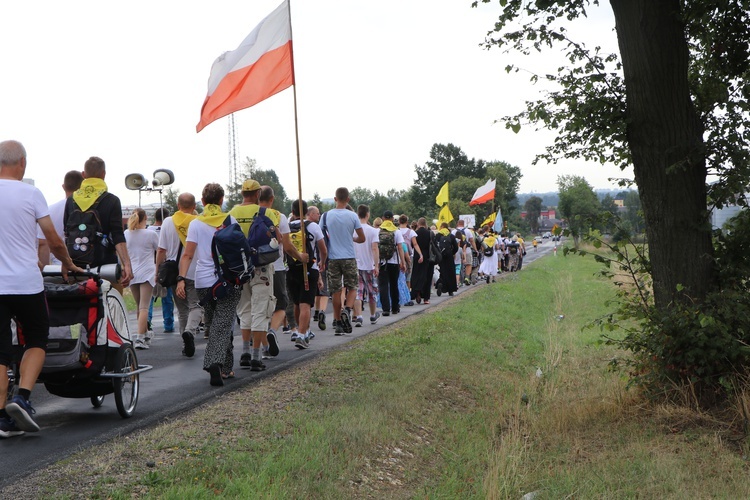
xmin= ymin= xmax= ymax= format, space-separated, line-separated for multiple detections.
xmin=196 ymin=1 xmax=293 ymax=132
xmin=469 ymin=179 xmax=496 ymax=206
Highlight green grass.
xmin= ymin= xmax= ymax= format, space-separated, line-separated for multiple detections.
xmin=30 ymin=252 xmax=750 ymax=498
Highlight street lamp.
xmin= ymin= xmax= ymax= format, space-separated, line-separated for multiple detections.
xmin=124 ymin=169 xmax=175 ymax=207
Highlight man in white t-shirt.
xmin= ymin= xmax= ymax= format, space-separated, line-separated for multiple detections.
xmin=156 ymin=194 xmax=200 ymax=358
xmin=353 ymin=204 xmax=380 ymax=327
xmin=0 ymin=140 xmax=85 ymax=436
xmin=37 ymin=170 xmax=83 ymax=266
xmin=377 ymin=210 xmax=406 ymax=316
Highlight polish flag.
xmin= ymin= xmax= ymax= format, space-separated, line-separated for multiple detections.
xmin=469 ymin=179 xmax=496 ymax=206
xmin=197 ymin=1 xmax=293 ymax=133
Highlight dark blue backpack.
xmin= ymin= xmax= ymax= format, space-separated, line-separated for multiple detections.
xmin=247 ymin=207 xmax=279 ymax=266
xmin=212 ymin=215 xmax=254 ymax=286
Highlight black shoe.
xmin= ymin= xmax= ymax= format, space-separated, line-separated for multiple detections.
xmin=382 ymin=311 xmax=390 ymax=317
xmin=267 ymin=331 xmax=280 ymax=357
xmin=250 ymin=359 xmax=266 ymax=372
xmin=318 ymin=311 xmax=326 ymax=331
xmin=208 ymin=363 xmax=223 ymax=386
xmin=182 ymin=331 xmax=195 ymax=357
xmin=392 ymin=309 xmax=400 ymax=315
xmin=312 ymin=311 xmax=319 ymax=322
xmin=240 ymin=353 xmax=252 ymax=367
xmin=448 ymin=292 xmax=454 ymax=296
xmin=340 ymin=309 xmax=353 ymax=333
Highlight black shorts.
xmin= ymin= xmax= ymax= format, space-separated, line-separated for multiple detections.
xmin=273 ymin=270 xmax=289 ymax=312
xmin=286 ymin=267 xmax=319 ymax=307
xmin=0 ymin=292 xmax=49 ymax=366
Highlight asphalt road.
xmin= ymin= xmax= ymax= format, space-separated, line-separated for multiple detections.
xmin=0 ymin=240 xmax=557 ymax=486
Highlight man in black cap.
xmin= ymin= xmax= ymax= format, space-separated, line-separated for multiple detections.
xmin=377 ymin=210 xmax=405 ymax=316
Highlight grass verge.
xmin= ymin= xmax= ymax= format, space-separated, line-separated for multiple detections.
xmin=9 ymin=253 xmax=750 ymax=498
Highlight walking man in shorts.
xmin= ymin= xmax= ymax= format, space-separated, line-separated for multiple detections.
xmin=0 ymin=140 xmax=85 ymax=436
xmin=320 ymin=188 xmax=365 ymax=334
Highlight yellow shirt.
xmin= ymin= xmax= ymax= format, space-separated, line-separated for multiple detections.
xmin=229 ymin=204 xmax=281 ymax=237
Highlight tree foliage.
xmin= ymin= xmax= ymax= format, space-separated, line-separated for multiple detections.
xmin=557 ymin=175 xmax=600 ymax=248
xmin=477 ymin=0 xmax=750 ymax=398
xmin=523 ymin=195 xmax=543 ymax=233
xmin=226 ymin=157 xmax=289 ymax=212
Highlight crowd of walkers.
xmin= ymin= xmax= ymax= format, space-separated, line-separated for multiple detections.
xmin=0 ymin=139 xmax=532 ymax=436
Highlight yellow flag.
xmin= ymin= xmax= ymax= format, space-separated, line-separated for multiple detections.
xmin=481 ymin=213 xmax=496 ymax=227
xmin=438 ymin=204 xmax=454 ymax=224
xmin=435 ymin=182 xmax=449 ymax=206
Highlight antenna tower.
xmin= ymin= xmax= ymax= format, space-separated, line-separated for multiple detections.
xmin=228 ymin=113 xmax=239 ymax=187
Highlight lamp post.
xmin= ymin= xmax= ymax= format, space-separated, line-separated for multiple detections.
xmin=124 ymin=169 xmax=175 ymax=208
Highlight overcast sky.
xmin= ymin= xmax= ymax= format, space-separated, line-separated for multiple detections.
xmin=0 ymin=0 xmax=629 ymax=207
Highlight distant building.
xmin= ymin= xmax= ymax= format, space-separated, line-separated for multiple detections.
xmin=520 ymin=209 xmax=556 ymax=220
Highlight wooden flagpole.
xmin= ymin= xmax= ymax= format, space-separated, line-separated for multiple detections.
xmin=287 ymin=0 xmax=309 ymax=290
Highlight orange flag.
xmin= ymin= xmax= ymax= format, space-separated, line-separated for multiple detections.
xmin=197 ymin=1 xmax=293 ymax=132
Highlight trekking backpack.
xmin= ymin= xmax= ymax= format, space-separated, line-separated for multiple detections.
xmin=378 ymin=228 xmax=397 ymax=260
xmin=246 ymin=207 xmax=279 ymax=266
xmin=211 ymin=215 xmax=254 ymax=287
xmin=435 ymin=233 xmax=453 ymax=260
xmin=288 ymin=219 xmax=315 ymax=268
xmin=65 ymin=196 xmax=108 ymax=268
xmin=508 ymin=242 xmax=520 ymax=255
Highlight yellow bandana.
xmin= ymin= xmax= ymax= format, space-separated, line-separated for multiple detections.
xmin=484 ymin=235 xmax=497 ymax=248
xmin=198 ymin=204 xmax=227 ymax=228
xmin=380 ymin=220 xmax=398 ymax=232
xmin=438 ymin=228 xmax=451 ymax=236
xmin=73 ymin=178 xmax=107 ymax=211
xmin=172 ymin=211 xmax=197 ymax=246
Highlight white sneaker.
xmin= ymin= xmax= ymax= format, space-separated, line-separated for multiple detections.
xmin=134 ymin=338 xmax=149 ymax=350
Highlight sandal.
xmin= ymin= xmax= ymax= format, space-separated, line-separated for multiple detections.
xmin=222 ymin=371 xmax=235 ymax=379
xmin=423 ymin=300 xmax=430 ymax=305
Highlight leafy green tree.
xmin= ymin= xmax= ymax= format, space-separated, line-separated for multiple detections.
xmin=523 ymin=195 xmax=543 ymax=234
xmin=226 ymin=157 xmax=289 ymax=212
xmin=410 ymin=143 xmax=486 ymax=217
xmin=557 ymin=175 xmax=601 ymax=248
xmin=624 ymin=190 xmax=644 ymax=234
xmin=475 ymin=0 xmax=750 ymax=312
xmin=162 ymin=187 xmax=179 ymax=218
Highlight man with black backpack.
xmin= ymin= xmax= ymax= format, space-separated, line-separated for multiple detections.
xmin=63 ymin=156 xmax=133 ymax=291
xmin=377 ymin=210 xmax=406 ymax=316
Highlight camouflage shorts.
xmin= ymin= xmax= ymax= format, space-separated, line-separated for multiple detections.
xmin=327 ymin=258 xmax=358 ymax=293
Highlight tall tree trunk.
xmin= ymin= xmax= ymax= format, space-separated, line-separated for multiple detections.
xmin=611 ymin=0 xmax=714 ymax=310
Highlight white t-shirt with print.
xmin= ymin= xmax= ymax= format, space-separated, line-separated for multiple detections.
xmin=187 ymin=216 xmax=237 ymax=289
xmin=158 ymin=216 xmax=198 ymax=280
xmin=0 ymin=180 xmax=50 ymax=294
xmin=125 ymin=228 xmax=159 ymax=286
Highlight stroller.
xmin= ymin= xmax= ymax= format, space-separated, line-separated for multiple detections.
xmin=9 ymin=265 xmax=152 ymax=418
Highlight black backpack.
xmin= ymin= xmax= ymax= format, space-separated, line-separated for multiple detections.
xmin=378 ymin=228 xmax=397 ymax=260
xmin=508 ymin=242 xmax=520 ymax=254
xmin=435 ymin=233 xmax=453 ymax=260
xmin=288 ymin=220 xmax=315 ymax=268
xmin=211 ymin=215 xmax=254 ymax=287
xmin=246 ymin=207 xmax=279 ymax=266
xmin=65 ymin=197 xmax=108 ymax=268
